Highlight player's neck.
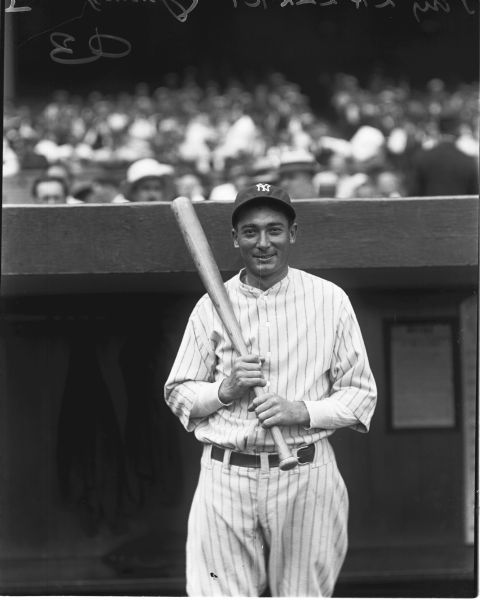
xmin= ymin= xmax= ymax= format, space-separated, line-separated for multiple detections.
xmin=244 ymin=267 xmax=289 ymax=291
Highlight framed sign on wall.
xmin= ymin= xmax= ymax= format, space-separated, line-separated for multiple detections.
xmin=384 ymin=318 xmax=460 ymax=431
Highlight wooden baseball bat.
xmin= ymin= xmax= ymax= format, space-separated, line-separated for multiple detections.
xmin=171 ymin=196 xmax=298 ymax=471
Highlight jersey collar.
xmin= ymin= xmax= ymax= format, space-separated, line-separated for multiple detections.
xmin=236 ymin=267 xmax=291 ymax=296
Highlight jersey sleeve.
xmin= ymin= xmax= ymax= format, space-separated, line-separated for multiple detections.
xmin=164 ymin=305 xmax=223 ymax=432
xmin=326 ymin=294 xmax=377 ymax=432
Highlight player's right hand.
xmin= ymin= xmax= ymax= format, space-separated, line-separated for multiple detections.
xmin=218 ymin=354 xmax=266 ymax=404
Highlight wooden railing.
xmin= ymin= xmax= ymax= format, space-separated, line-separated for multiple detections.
xmin=1 ymin=196 xmax=478 ymax=295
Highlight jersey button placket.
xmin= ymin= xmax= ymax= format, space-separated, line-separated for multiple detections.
xmin=263 ymin=294 xmax=271 ymax=392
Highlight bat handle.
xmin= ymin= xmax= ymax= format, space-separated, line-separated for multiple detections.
xmin=271 ymin=426 xmax=299 ymax=470
xmin=253 ymin=385 xmax=298 ymax=470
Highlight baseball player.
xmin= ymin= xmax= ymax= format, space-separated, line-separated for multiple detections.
xmin=165 ymin=183 xmax=377 ymax=597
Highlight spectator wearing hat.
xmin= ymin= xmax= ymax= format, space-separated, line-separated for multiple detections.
xmin=278 ymin=149 xmax=318 ymax=199
xmin=126 ymin=158 xmax=176 ymax=203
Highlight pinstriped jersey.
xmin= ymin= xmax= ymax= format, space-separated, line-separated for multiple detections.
xmin=165 ymin=267 xmax=377 ymax=452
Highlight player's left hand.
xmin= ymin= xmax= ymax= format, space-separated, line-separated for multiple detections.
xmin=248 ymin=393 xmax=310 ymax=428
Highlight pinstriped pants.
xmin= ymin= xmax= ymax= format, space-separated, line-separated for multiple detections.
xmin=186 ymin=439 xmax=349 ymax=597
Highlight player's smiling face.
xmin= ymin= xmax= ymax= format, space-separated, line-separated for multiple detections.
xmin=232 ymin=204 xmax=297 ymax=290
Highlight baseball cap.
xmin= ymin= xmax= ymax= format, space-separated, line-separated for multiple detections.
xmin=232 ymin=183 xmax=296 ymax=226
xmin=126 ymin=158 xmax=174 ymax=185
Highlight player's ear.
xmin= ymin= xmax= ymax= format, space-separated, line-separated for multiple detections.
xmin=232 ymin=228 xmax=239 ymax=248
xmin=289 ymin=222 xmax=298 ymax=244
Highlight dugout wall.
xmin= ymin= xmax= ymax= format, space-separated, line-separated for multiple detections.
xmin=0 ymin=197 xmax=477 ymax=595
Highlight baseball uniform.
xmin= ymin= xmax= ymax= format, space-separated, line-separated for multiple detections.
xmin=165 ymin=267 xmax=376 ymax=596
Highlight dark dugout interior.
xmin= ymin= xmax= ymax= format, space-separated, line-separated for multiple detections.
xmin=11 ymin=0 xmax=479 ymax=108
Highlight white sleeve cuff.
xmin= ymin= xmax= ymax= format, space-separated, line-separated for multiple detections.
xmin=303 ymin=399 xmax=358 ymax=430
xmin=190 ymin=378 xmax=230 ymax=418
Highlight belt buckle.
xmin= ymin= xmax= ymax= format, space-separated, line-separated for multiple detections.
xmin=295 ymin=444 xmax=311 ymax=465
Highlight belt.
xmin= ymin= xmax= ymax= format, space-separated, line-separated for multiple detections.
xmin=211 ymin=443 xmax=315 ymax=468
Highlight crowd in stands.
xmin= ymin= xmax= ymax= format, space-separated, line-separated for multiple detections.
xmin=3 ymin=71 xmax=478 ymax=203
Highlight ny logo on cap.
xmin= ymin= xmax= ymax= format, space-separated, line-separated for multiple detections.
xmin=256 ymin=183 xmax=271 ymax=192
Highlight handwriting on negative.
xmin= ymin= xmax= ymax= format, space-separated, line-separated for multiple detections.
xmin=5 ymin=0 xmax=31 ymax=12
xmin=231 ymin=0 xmax=477 ymax=19
xmin=160 ymin=0 xmax=199 ymax=21
xmin=50 ymin=28 xmax=132 ymax=64
xmin=87 ymin=0 xmax=199 ymax=21
xmin=412 ymin=0 xmax=475 ymax=21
